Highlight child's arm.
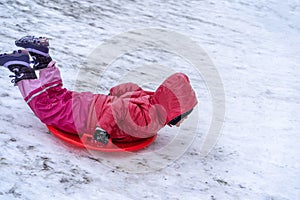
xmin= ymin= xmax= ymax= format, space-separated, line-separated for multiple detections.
xmin=109 ymin=82 xmax=142 ymax=97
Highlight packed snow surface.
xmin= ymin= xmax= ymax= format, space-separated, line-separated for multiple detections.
xmin=0 ymin=0 xmax=299 ymax=199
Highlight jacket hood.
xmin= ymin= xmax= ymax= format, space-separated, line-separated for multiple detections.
xmin=152 ymin=73 xmax=198 ymax=124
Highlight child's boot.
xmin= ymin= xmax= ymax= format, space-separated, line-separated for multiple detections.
xmin=15 ymin=36 xmax=52 ymax=70
xmin=0 ymin=50 xmax=37 ymax=84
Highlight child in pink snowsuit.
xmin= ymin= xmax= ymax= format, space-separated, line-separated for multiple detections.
xmin=0 ymin=36 xmax=198 ymax=144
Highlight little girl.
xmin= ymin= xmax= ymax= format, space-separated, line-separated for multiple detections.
xmin=0 ymin=36 xmax=197 ymax=144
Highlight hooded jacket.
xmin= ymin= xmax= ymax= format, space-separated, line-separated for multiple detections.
xmin=87 ymin=73 xmax=198 ymax=142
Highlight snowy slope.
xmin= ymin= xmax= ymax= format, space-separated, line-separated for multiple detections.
xmin=0 ymin=0 xmax=299 ymax=199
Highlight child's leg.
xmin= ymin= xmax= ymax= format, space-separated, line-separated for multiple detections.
xmin=14 ymin=36 xmax=96 ymax=134
xmin=17 ymin=61 xmax=95 ymax=134
xmin=17 ymin=61 xmax=62 ymax=101
xmin=16 ymin=61 xmax=79 ymax=133
xmin=38 ymin=61 xmax=62 ymax=86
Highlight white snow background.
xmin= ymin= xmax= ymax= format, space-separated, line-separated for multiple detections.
xmin=0 ymin=0 xmax=299 ymax=199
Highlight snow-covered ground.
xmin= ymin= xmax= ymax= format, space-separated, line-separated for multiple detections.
xmin=0 ymin=0 xmax=299 ymax=199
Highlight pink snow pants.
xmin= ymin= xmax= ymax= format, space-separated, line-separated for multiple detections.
xmin=17 ymin=61 xmax=95 ymax=134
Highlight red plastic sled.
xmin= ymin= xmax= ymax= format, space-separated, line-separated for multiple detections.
xmin=47 ymin=125 xmax=157 ymax=152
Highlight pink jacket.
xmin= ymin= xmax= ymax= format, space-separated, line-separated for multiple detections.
xmin=88 ymin=73 xmax=198 ymax=142
xmin=19 ymin=63 xmax=197 ymax=143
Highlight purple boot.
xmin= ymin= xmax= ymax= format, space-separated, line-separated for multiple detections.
xmin=0 ymin=50 xmax=37 ymax=84
xmin=15 ymin=36 xmax=52 ymax=70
